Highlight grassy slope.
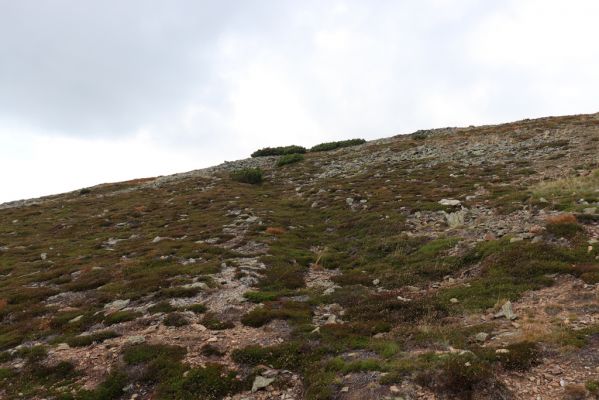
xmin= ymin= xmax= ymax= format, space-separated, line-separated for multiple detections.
xmin=0 ymin=113 xmax=599 ymax=399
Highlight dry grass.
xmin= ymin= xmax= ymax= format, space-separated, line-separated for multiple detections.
xmin=533 ymin=169 xmax=599 ymax=200
xmin=546 ymin=214 xmax=578 ymax=225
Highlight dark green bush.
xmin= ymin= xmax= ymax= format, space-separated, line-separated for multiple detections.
xmin=309 ymin=139 xmax=366 ymax=152
xmin=251 ymin=145 xmax=306 ymax=157
xmin=78 ymin=370 xmax=127 ymax=400
xmin=241 ymin=301 xmax=310 ymax=328
xmin=202 ymin=312 xmax=234 ymax=330
xmin=103 ymin=311 xmax=140 ymax=326
xmin=496 ymin=341 xmax=540 ymax=371
xmin=186 ymin=303 xmax=208 ymax=314
xmin=160 ymin=364 xmax=245 ymax=400
xmin=163 ymin=312 xmax=189 ymax=327
xmin=148 ymin=301 xmax=176 ymax=314
xmin=67 ymin=331 xmax=120 ymax=347
xmin=123 ymin=344 xmax=186 ymax=365
xmin=230 ymin=168 xmax=263 ymax=184
xmin=276 ymin=153 xmax=304 ymax=167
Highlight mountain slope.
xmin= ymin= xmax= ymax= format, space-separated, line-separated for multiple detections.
xmin=1 ymin=113 xmax=599 ymax=400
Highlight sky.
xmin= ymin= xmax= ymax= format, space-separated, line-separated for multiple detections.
xmin=1 ymin=0 xmax=599 ymax=203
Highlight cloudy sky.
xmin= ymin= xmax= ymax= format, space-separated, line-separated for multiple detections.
xmin=1 ymin=0 xmax=599 ymax=203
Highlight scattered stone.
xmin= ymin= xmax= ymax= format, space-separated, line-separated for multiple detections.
xmin=252 ymin=376 xmax=275 ymax=392
xmin=439 ymin=199 xmax=461 ymax=206
xmin=494 ymin=301 xmax=517 ymax=320
xmin=372 ymin=278 xmax=380 ymax=286
xmin=104 ymin=299 xmax=130 ymax=311
xmin=450 ymin=298 xmax=459 ymax=304
xmin=474 ymin=332 xmax=489 ymax=342
xmin=126 ymin=336 xmax=146 ymax=345
xmin=444 ymin=210 xmax=465 ymax=228
xmin=346 ymin=198 xmax=354 ymax=206
xmin=68 ymin=315 xmax=83 ymax=323
xmin=40 ymin=253 xmax=47 ymax=261
xmin=55 ymin=343 xmax=70 ymax=351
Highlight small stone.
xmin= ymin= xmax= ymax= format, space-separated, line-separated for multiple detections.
xmin=494 ymin=301 xmax=517 ymax=320
xmin=126 ymin=336 xmax=146 ymax=345
xmin=450 ymin=298 xmax=459 ymax=304
xmin=583 ymin=207 xmax=597 ymax=214
xmin=439 ymin=199 xmax=461 ymax=206
xmin=340 ymin=387 xmax=349 ymax=393
xmin=252 ymin=376 xmax=275 ymax=392
xmin=68 ymin=315 xmax=83 ymax=323
xmin=104 ymin=299 xmax=130 ymax=311
xmin=372 ymin=279 xmax=380 ymax=286
xmin=323 ymin=287 xmax=335 ymax=295
xmin=346 ymin=198 xmax=354 ymax=206
xmin=390 ymin=385 xmax=400 ymax=394
xmin=510 ymin=237 xmax=524 ymax=243
xmin=152 ymin=236 xmax=163 ymax=243
xmin=474 ymin=332 xmax=489 ymax=342
xmin=40 ymin=253 xmax=47 ymax=261
xmin=495 ymin=348 xmax=510 ymax=354
xmin=55 ymin=343 xmax=70 ymax=351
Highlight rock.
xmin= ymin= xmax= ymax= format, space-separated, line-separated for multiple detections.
xmin=495 ymin=348 xmax=509 ymax=354
xmin=126 ymin=336 xmax=146 ymax=345
xmin=40 ymin=253 xmax=47 ymax=261
xmin=494 ymin=301 xmax=517 ymax=320
xmin=340 ymin=387 xmax=349 ymax=393
xmin=584 ymin=207 xmax=597 ymax=214
xmin=152 ymin=236 xmax=163 ymax=243
xmin=444 ymin=210 xmax=465 ymax=228
xmin=450 ymin=298 xmax=459 ymax=304
xmin=372 ymin=279 xmax=380 ymax=286
xmin=439 ymin=199 xmax=461 ymax=206
xmin=346 ymin=198 xmax=354 ymax=206
xmin=509 ymin=237 xmax=523 ymax=243
xmin=323 ymin=287 xmax=335 ymax=295
xmin=252 ymin=376 xmax=275 ymax=392
xmin=55 ymin=343 xmax=70 ymax=351
xmin=68 ymin=315 xmax=83 ymax=323
xmin=474 ymin=332 xmax=489 ymax=342
xmin=104 ymin=299 xmax=130 ymax=311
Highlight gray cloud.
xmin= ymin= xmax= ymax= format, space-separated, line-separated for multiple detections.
xmin=1 ymin=0 xmax=599 ymax=202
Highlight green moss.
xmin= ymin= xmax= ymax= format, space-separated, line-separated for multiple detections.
xmin=103 ymin=310 xmax=141 ymax=325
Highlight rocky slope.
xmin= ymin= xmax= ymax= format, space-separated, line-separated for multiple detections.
xmin=1 ymin=112 xmax=599 ymax=400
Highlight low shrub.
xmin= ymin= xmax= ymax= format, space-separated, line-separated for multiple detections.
xmin=163 ymin=312 xmax=189 ymax=327
xmin=251 ymin=145 xmax=306 ymax=157
xmin=156 ymin=286 xmax=201 ymax=299
xmin=202 ymin=312 xmax=234 ymax=330
xmin=160 ymin=364 xmax=245 ymax=400
xmin=148 ymin=301 xmax=175 ymax=314
xmin=241 ymin=301 xmax=310 ymax=328
xmin=123 ymin=343 xmax=186 ymax=365
xmin=276 ymin=153 xmax=304 ymax=167
xmin=230 ymin=168 xmax=263 ymax=184
xmin=103 ymin=311 xmax=140 ymax=326
xmin=78 ymin=369 xmax=128 ymax=400
xmin=309 ymin=139 xmax=366 ymax=152
xmin=67 ymin=330 xmax=120 ymax=347
xmin=186 ymin=303 xmax=208 ymax=314
xmin=496 ymin=341 xmax=540 ymax=371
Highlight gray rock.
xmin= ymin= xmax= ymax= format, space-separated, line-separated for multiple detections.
xmin=583 ymin=207 xmax=597 ymax=214
xmin=444 ymin=210 xmax=465 ymax=228
xmin=104 ymin=299 xmax=130 ymax=311
xmin=475 ymin=332 xmax=489 ymax=342
xmin=494 ymin=301 xmax=517 ymax=320
xmin=439 ymin=199 xmax=461 ymax=206
xmin=252 ymin=376 xmax=275 ymax=392
xmin=126 ymin=336 xmax=146 ymax=345
xmin=346 ymin=198 xmax=354 ymax=206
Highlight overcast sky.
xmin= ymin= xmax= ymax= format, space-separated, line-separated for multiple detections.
xmin=1 ymin=0 xmax=599 ymax=203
